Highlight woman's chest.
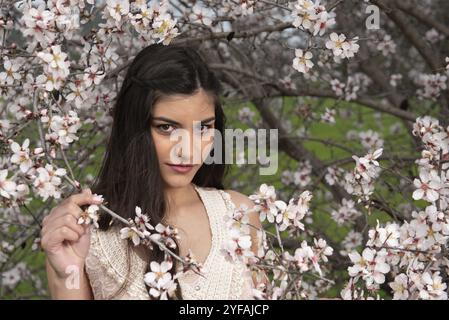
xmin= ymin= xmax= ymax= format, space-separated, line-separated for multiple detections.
xmin=164 ymin=204 xmax=213 ymax=265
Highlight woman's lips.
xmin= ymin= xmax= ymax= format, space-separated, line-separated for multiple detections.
xmin=166 ymin=163 xmax=194 ymax=173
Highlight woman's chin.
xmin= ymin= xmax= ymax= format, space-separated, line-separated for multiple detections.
xmin=161 ymin=173 xmax=196 ymax=189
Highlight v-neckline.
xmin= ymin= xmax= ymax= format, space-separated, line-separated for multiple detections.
xmin=132 ymin=183 xmax=217 ymax=277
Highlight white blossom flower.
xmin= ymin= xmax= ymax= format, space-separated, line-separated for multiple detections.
xmin=389 ymin=273 xmax=409 ymax=300
xmin=390 ymin=74 xmax=403 ymax=87
xmin=377 ymin=34 xmax=396 ymax=56
xmin=359 ymin=130 xmax=384 ymax=152
xmin=291 ymin=1 xmax=317 ymax=30
xmin=238 ymin=107 xmax=255 ymax=124
xmin=416 ymin=73 xmax=447 ymax=100
xmin=77 ymin=204 xmax=101 ymax=228
xmin=144 ymin=260 xmax=178 ymax=300
xmin=321 ymin=108 xmax=336 ymax=124
xmin=151 ymin=13 xmax=180 ymax=45
xmin=190 ymin=4 xmax=213 ymax=26
xmin=66 ymin=81 xmax=89 ymax=109
xmin=134 ymin=206 xmax=155 ymax=231
xmin=120 ymin=225 xmax=146 ymax=246
xmin=419 ymin=272 xmax=447 ymax=300
xmin=326 ymin=33 xmax=348 ymax=57
xmin=150 ymin=223 xmax=179 ymax=249
xmin=37 ymin=45 xmax=68 ymax=70
xmin=83 ymin=64 xmax=105 ymax=87
xmin=22 ymin=4 xmax=56 ymax=46
xmin=0 ymin=59 xmax=21 ymax=85
xmin=10 ymin=139 xmax=33 ymax=173
xmin=348 ymin=248 xmax=390 ymax=287
xmin=0 ymin=169 xmax=16 ymax=199
xmin=413 ymin=169 xmax=443 ymax=202
xmin=32 ymin=164 xmax=66 ymax=201
xmin=331 ymin=198 xmax=361 ymax=225
xmin=45 ymin=110 xmax=82 ymax=148
xmin=292 ymin=49 xmax=314 ymax=74
xmin=249 ymin=184 xmax=284 ymax=223
xmin=367 ymin=221 xmax=400 ymax=248
xmin=221 ymin=227 xmax=254 ymax=263
xmin=106 ymin=0 xmax=130 ymax=22
xmin=340 ymin=230 xmax=363 ymax=256
xmin=293 ymin=161 xmax=312 ymax=187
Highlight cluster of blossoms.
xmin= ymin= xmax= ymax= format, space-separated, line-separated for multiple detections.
xmin=320 ymin=108 xmax=336 ymax=124
xmin=342 ymin=116 xmax=449 ymax=300
xmin=329 ymin=73 xmax=371 ymax=101
xmin=104 ymin=0 xmax=179 ymax=45
xmin=281 ymin=160 xmax=313 ymax=188
xmin=343 ymin=148 xmax=384 ymax=204
xmin=41 ymin=110 xmax=82 ymax=149
xmin=416 ymin=73 xmax=448 ymax=100
xmin=77 ymin=194 xmax=104 ymax=229
xmin=289 ymin=1 xmax=358 ymax=74
xmin=221 ymin=193 xmax=258 ymax=264
xmin=143 ymin=258 xmax=178 ymax=299
xmin=359 ymin=130 xmax=384 ymax=152
xmin=220 ymin=0 xmax=258 ymax=17
xmin=325 ymin=33 xmax=360 ymax=60
xmin=221 ymin=183 xmax=333 ymax=299
xmin=290 ymin=0 xmax=336 ymax=36
xmin=293 ymin=31 xmax=360 ymax=74
xmin=390 ymin=74 xmax=403 ymax=87
xmin=238 ymin=106 xmax=256 ymax=125
xmin=118 ymin=206 xmax=179 ymax=250
xmin=331 ymin=198 xmax=362 ymax=225
xmin=36 ymin=45 xmax=70 ymax=92
xmin=31 ymin=164 xmax=67 ymax=201
xmin=339 ymin=230 xmax=363 ymax=256
xmin=188 ymin=4 xmax=214 ymax=26
xmin=283 ymin=238 xmax=333 ymax=278
xmin=1 ymin=138 xmax=44 ymax=204
xmin=376 ymin=34 xmax=397 ymax=56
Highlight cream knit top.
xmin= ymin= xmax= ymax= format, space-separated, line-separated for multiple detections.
xmin=84 ymin=184 xmax=255 ymax=299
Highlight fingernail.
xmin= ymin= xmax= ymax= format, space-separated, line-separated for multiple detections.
xmin=92 ymin=194 xmax=104 ymax=203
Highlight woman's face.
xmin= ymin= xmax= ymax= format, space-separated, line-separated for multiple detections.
xmin=150 ymin=88 xmax=216 ymax=189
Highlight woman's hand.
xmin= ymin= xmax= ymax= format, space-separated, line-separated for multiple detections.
xmin=41 ymin=188 xmax=102 ymax=279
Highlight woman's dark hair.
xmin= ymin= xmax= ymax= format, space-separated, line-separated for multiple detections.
xmin=91 ymin=43 xmax=228 ymax=299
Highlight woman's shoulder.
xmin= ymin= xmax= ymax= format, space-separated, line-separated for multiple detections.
xmin=221 ymin=189 xmax=256 ymax=209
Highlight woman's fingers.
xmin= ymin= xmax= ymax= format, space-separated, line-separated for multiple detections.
xmin=40 ymin=188 xmax=103 ymax=253
xmin=41 ymin=214 xmax=85 ymax=238
xmin=43 ymin=188 xmax=102 ymax=224
xmin=41 ymin=226 xmax=81 ymax=251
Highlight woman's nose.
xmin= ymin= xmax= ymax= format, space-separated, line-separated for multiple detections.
xmin=173 ymin=130 xmax=204 ymax=164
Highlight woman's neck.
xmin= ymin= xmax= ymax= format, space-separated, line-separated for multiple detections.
xmin=164 ymin=182 xmax=196 ymax=214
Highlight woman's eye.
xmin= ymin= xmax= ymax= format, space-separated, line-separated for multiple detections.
xmin=200 ymin=125 xmax=208 ymax=133
xmin=195 ymin=124 xmax=212 ymax=134
xmin=199 ymin=124 xmax=213 ymax=134
xmin=157 ymin=124 xmax=174 ymax=132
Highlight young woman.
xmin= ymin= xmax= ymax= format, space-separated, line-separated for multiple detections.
xmin=40 ymin=43 xmax=264 ymax=299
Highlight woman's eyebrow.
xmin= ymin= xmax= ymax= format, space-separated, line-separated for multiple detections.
xmin=152 ymin=116 xmax=215 ymax=125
